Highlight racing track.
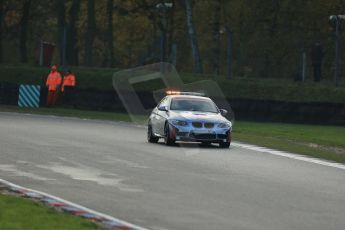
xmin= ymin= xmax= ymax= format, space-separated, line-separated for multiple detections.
xmin=0 ymin=112 xmax=344 ymax=230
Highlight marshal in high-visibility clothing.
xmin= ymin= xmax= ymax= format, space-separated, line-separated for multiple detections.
xmin=61 ymin=69 xmax=77 ymax=106
xmin=45 ymin=65 xmax=62 ymax=107
xmin=61 ymin=70 xmax=76 ymax=92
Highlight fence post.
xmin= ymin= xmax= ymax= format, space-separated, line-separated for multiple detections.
xmin=302 ymin=50 xmax=306 ymax=82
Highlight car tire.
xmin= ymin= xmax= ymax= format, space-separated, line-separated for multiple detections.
xmin=147 ymin=124 xmax=159 ymax=143
xmin=219 ymin=142 xmax=230 ymax=148
xmin=164 ymin=123 xmax=175 ymax=146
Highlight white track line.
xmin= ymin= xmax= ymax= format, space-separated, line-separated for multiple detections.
xmin=0 ymin=178 xmax=149 ymax=230
xmin=50 ymin=117 xmax=345 ymax=170
xmin=2 ymin=112 xmax=344 ymax=170
xmin=232 ymin=142 xmax=345 ymax=170
xmin=137 ymin=122 xmax=345 ymax=171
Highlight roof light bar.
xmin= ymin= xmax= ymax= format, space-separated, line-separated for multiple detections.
xmin=166 ymin=91 xmax=205 ymax=96
xmin=166 ymin=90 xmax=181 ymax=95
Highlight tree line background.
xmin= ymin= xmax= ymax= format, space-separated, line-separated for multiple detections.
xmin=0 ymin=0 xmax=344 ymax=80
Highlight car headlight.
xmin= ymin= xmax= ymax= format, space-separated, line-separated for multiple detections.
xmin=218 ymin=122 xmax=232 ymax=129
xmin=170 ymin=120 xmax=188 ymax=126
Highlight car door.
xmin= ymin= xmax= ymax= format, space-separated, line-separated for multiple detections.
xmin=151 ymin=97 xmax=169 ymax=135
xmin=150 ymin=106 xmax=160 ymax=134
xmin=156 ymin=97 xmax=170 ymax=136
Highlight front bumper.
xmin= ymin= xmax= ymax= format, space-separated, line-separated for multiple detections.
xmin=170 ymin=124 xmax=231 ymax=143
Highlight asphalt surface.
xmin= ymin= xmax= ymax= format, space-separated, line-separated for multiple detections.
xmin=0 ymin=112 xmax=344 ymax=230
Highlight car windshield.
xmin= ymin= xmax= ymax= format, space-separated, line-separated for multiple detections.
xmin=170 ymin=98 xmax=218 ymax=113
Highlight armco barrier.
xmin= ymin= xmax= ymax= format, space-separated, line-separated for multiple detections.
xmin=18 ymin=85 xmax=41 ymax=108
xmin=0 ymin=82 xmax=19 ymax=105
xmin=228 ymin=98 xmax=345 ymax=125
xmin=68 ymin=89 xmax=345 ymax=125
xmin=1 ymin=83 xmax=344 ymax=125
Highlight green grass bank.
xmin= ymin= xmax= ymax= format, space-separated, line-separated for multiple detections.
xmin=0 ymin=193 xmax=101 ymax=230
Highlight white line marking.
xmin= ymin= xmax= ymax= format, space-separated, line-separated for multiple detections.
xmin=2 ymin=111 xmax=344 ymax=170
xmin=0 ymin=178 xmax=149 ymax=230
xmin=136 ymin=123 xmax=345 ymax=170
xmin=115 ymin=121 xmax=345 ymax=171
xmin=232 ymin=142 xmax=345 ymax=170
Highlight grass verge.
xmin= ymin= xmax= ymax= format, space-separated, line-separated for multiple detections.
xmin=234 ymin=121 xmax=345 ymax=163
xmin=0 ymin=193 xmax=100 ymax=230
xmin=1 ymin=105 xmax=344 ymax=164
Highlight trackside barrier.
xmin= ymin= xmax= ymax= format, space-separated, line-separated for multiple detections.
xmin=18 ymin=85 xmax=41 ymax=108
xmin=0 ymin=82 xmax=18 ymax=105
xmin=1 ymin=82 xmax=344 ymax=125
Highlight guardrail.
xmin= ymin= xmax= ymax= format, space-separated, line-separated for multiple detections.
xmin=0 ymin=82 xmax=344 ymax=125
xmin=0 ymin=82 xmax=18 ymax=105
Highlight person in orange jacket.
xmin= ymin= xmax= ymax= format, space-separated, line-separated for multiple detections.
xmin=61 ymin=69 xmax=76 ymax=105
xmin=46 ymin=65 xmax=62 ymax=106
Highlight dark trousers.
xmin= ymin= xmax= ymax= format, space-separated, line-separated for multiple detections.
xmin=46 ymin=90 xmax=59 ymax=106
xmin=313 ymin=65 xmax=322 ymax=82
xmin=62 ymin=87 xmax=75 ymax=106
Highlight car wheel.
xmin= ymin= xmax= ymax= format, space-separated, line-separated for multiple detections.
xmin=164 ymin=123 xmax=175 ymax=146
xmin=147 ymin=124 xmax=159 ymax=143
xmin=219 ymin=142 xmax=230 ymax=148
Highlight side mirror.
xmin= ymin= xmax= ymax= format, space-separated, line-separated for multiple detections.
xmin=158 ymin=105 xmax=168 ymax=112
xmin=220 ymin=109 xmax=228 ymax=116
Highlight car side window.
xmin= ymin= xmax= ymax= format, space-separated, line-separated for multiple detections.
xmin=158 ymin=97 xmax=169 ymax=108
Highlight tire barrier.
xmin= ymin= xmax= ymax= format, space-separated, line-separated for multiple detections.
xmin=18 ymin=85 xmax=41 ymax=108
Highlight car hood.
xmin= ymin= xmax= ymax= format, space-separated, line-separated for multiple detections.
xmin=169 ymin=110 xmax=229 ymax=123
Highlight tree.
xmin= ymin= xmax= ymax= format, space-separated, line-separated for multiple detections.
xmin=0 ymin=0 xmax=341 ymax=80
xmin=66 ymin=0 xmax=80 ymax=66
xmin=19 ymin=0 xmax=31 ymax=63
xmin=0 ymin=0 xmax=3 ymax=63
xmin=211 ymin=0 xmax=221 ymax=75
xmin=57 ymin=0 xmax=66 ymax=66
xmin=184 ymin=0 xmax=203 ymax=73
xmin=167 ymin=0 xmax=176 ymax=61
xmin=84 ymin=0 xmax=96 ymax=66
xmin=104 ymin=0 xmax=114 ymax=67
